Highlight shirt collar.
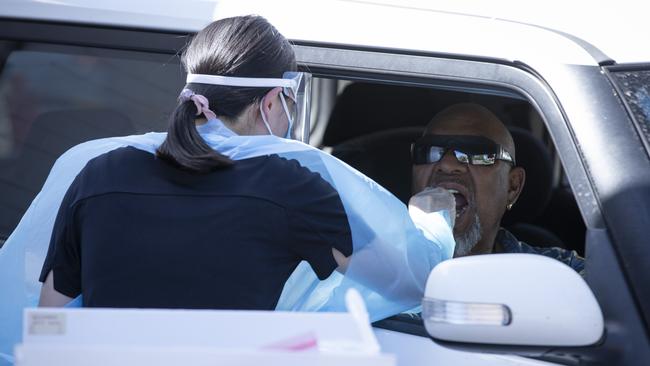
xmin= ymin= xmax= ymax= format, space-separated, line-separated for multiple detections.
xmin=493 ymin=228 xmax=523 ymax=253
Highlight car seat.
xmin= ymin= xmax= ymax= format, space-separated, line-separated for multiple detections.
xmin=332 ymin=127 xmax=422 ymax=204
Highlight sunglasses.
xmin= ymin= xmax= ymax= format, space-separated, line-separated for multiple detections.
xmin=411 ymin=135 xmax=515 ymax=166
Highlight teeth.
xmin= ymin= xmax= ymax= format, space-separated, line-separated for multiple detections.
xmin=447 ymin=189 xmax=459 ymax=194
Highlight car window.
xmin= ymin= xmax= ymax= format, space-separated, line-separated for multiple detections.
xmin=0 ymin=42 xmax=183 ymax=240
xmin=320 ymin=80 xmax=586 ymax=253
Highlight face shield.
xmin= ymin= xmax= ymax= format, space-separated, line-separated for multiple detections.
xmin=186 ymin=72 xmax=312 ymax=142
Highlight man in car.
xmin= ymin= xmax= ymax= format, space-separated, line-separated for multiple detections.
xmin=411 ymin=103 xmax=584 ymax=275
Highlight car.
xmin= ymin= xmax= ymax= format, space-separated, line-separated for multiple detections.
xmin=0 ymin=0 xmax=649 ymax=365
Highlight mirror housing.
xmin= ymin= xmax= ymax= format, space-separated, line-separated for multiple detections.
xmin=423 ymin=254 xmax=603 ymax=347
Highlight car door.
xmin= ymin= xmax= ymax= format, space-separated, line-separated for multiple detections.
xmin=291 ymin=39 xmax=650 ymax=365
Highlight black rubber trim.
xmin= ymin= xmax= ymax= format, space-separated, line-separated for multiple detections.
xmin=0 ymin=18 xmax=190 ymax=54
xmin=292 ymin=39 xmax=521 ymax=68
xmin=305 ymin=67 xmax=527 ymax=101
xmin=372 ymin=314 xmax=429 ymax=338
xmin=605 ymin=63 xmax=650 ymax=72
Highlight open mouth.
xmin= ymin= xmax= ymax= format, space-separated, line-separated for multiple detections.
xmin=446 ymin=188 xmax=469 ymax=218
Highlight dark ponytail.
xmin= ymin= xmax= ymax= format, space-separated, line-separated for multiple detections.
xmin=156 ymin=15 xmax=297 ymax=173
xmin=157 ymin=101 xmax=233 ymax=173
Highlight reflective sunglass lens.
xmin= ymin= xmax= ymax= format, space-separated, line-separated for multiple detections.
xmin=412 ymin=144 xmax=502 ymax=166
xmin=427 ymin=147 xmax=445 ymax=163
xmin=453 ymin=150 xmax=470 ymax=164
xmin=471 ymin=154 xmax=496 ymax=165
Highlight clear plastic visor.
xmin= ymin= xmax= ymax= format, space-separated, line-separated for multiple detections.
xmin=186 ymin=72 xmax=312 ymax=142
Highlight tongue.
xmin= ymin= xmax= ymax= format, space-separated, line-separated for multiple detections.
xmin=453 ymin=193 xmax=468 ymax=210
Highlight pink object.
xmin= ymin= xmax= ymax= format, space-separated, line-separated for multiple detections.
xmin=261 ymin=332 xmax=318 ymax=352
xmin=178 ymin=88 xmax=217 ymax=121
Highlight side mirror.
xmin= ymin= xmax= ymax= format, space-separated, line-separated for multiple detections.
xmin=422 ymin=254 xmax=603 ymax=347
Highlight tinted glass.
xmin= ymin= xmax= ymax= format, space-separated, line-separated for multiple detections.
xmin=611 ymin=69 xmax=650 ymax=141
xmin=0 ymin=42 xmax=184 ymax=239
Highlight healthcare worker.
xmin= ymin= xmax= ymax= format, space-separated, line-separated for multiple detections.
xmin=0 ymin=15 xmax=455 ymax=363
xmin=37 ymin=15 xmax=354 ymax=310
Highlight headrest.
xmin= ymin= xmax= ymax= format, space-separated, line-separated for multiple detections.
xmin=22 ymin=108 xmax=134 ymax=157
xmin=0 ymin=108 xmax=135 ymax=238
xmin=332 ymin=127 xmax=423 ymax=204
xmin=323 ymin=83 xmax=438 ymax=146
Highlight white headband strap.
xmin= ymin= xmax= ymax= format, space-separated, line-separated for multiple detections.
xmin=186 ymin=73 xmax=296 ymax=89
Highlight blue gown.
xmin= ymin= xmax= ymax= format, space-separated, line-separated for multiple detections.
xmin=0 ymin=119 xmax=454 ymax=364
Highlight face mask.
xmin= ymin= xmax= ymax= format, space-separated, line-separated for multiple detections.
xmin=278 ymin=92 xmax=294 ymax=139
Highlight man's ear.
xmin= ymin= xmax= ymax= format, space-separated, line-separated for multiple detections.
xmin=507 ymin=166 xmax=526 ymax=208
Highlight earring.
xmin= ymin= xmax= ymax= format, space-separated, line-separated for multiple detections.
xmin=507 ymin=203 xmax=513 ymax=211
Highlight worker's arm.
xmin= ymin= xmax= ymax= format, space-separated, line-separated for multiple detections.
xmin=38 ymin=270 xmax=74 ymax=307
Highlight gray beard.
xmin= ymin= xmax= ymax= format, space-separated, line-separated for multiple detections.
xmin=453 ymin=212 xmax=481 ymax=257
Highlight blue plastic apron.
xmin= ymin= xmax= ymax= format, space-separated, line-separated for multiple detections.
xmin=0 ymin=119 xmax=454 ymax=363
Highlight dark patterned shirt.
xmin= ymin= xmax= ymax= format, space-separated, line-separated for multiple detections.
xmin=493 ymin=228 xmax=585 ymax=277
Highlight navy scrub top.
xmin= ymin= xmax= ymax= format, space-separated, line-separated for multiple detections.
xmin=39 ymin=146 xmax=353 ymax=310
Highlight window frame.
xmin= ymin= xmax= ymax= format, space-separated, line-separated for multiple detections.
xmin=294 ymin=44 xmax=602 ymax=229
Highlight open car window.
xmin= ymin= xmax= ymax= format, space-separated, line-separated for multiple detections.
xmin=314 ymin=79 xmax=586 ymax=255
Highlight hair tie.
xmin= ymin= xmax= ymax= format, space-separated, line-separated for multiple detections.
xmin=178 ymin=88 xmax=217 ymax=121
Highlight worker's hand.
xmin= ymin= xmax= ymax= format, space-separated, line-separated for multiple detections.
xmin=408 ymin=187 xmax=456 ymax=228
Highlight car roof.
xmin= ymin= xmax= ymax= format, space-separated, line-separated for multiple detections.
xmin=2 ymin=0 xmax=648 ymax=65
